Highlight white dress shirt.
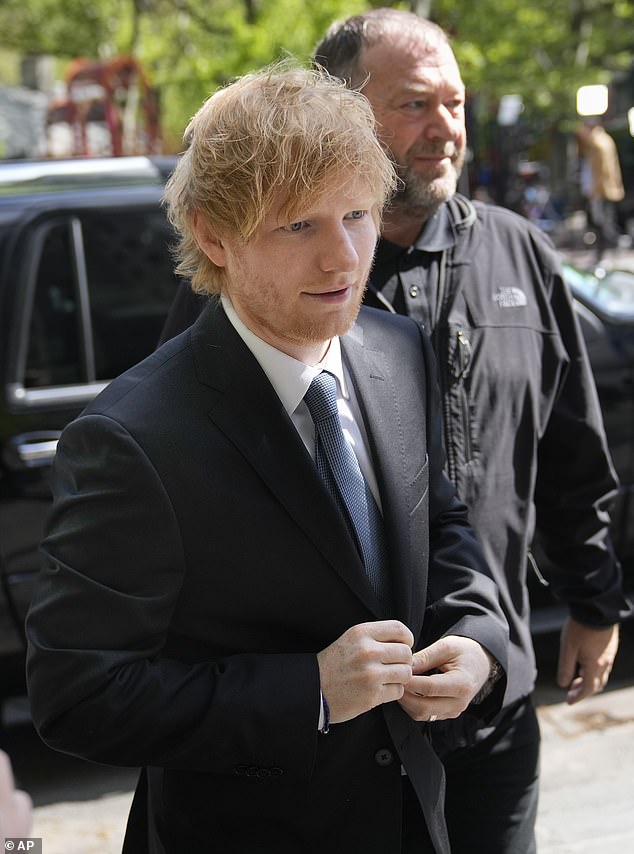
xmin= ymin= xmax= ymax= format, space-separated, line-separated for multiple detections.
xmin=220 ymin=295 xmax=382 ymax=507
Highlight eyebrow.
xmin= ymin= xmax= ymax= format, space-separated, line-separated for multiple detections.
xmin=395 ymin=84 xmax=465 ymax=102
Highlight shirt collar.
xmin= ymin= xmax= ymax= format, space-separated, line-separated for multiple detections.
xmin=220 ymin=294 xmax=348 ymax=417
xmin=375 ymin=199 xmax=457 ymax=263
xmin=413 ymin=201 xmax=457 ymax=251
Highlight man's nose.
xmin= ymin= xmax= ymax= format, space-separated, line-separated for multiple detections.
xmin=319 ymin=227 xmax=359 ymax=272
xmin=424 ymin=105 xmax=461 ymax=142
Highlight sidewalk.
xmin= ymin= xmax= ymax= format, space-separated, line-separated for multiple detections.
xmin=536 ymin=681 xmax=634 ymax=853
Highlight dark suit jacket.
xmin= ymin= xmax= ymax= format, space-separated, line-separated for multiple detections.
xmin=27 ymin=302 xmax=507 ymax=854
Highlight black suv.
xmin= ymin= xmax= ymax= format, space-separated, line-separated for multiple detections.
xmin=0 ymin=156 xmax=180 ymax=698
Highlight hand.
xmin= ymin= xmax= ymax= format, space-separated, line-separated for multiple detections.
xmin=397 ymin=635 xmax=493 ymax=722
xmin=0 ymin=750 xmax=32 ymax=841
xmin=557 ymin=618 xmax=619 ymax=704
xmin=317 ymin=620 xmax=414 ymax=724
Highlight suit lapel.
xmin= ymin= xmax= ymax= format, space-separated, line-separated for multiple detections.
xmin=345 ymin=320 xmax=446 ymax=851
xmin=342 ymin=317 xmax=427 ymax=633
xmin=190 ymin=301 xmax=381 ymax=615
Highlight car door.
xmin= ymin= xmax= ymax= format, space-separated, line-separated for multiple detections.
xmin=0 ymin=192 xmax=179 ymax=693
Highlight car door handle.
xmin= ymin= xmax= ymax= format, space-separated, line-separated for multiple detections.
xmin=3 ymin=431 xmax=61 ymax=469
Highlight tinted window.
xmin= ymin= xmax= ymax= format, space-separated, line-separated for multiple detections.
xmin=21 ymin=207 xmax=178 ymax=391
xmin=82 ymin=209 xmax=178 ymax=379
xmin=565 ymin=264 xmax=634 ymax=320
xmin=25 ymin=222 xmax=82 ymax=388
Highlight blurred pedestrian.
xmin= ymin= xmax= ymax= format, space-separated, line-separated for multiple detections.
xmin=0 ymin=750 xmax=32 ymax=842
xmin=578 ymin=118 xmax=625 ymax=260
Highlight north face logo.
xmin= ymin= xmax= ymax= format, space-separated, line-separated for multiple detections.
xmin=493 ymin=287 xmax=528 ymax=308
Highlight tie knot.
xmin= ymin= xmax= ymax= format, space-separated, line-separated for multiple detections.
xmin=304 ymin=372 xmax=338 ymax=424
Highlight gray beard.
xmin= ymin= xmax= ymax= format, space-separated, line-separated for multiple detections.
xmin=392 ymin=155 xmax=465 ymax=220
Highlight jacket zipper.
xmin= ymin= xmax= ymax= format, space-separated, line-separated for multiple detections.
xmin=527 ymin=549 xmax=550 ymax=587
xmin=433 ymin=250 xmax=458 ymax=484
xmin=435 ymin=252 xmax=475 ymax=479
xmin=455 ymin=330 xmax=473 ymax=464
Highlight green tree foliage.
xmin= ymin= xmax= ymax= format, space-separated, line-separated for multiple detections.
xmin=138 ymin=0 xmax=372 ymax=147
xmin=0 ymin=0 xmax=631 ymax=146
xmin=433 ymin=0 xmax=634 ymax=125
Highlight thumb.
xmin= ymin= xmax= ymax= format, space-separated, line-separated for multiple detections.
xmin=411 ymin=637 xmax=451 ymax=674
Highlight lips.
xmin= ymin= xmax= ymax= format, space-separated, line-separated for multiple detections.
xmin=304 ymin=285 xmax=353 ymax=301
xmin=415 ymin=155 xmax=450 ymax=164
xmin=411 ymin=146 xmax=457 ymax=163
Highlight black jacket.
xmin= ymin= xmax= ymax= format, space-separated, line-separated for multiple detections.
xmin=369 ymin=195 xmax=632 ymax=713
xmin=27 ymin=304 xmax=509 ymax=854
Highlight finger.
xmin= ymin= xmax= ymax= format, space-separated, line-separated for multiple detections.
xmin=566 ymin=674 xmax=588 ymax=705
xmin=567 ymin=662 xmax=612 ymax=704
xmin=380 ymin=662 xmax=416 ymax=687
xmin=566 ymin=677 xmax=583 ymax=704
xmin=566 ymin=669 xmax=600 ymax=704
xmin=378 ymin=641 xmax=415 ymax=666
xmin=367 ymin=620 xmax=415 ymax=647
xmin=411 ymin=638 xmax=453 ymax=674
xmin=411 ymin=635 xmax=482 ymax=675
xmin=406 ymin=671 xmax=469 ymax=701
xmin=556 ymin=646 xmax=578 ymax=689
xmin=599 ymin=663 xmax=613 ymax=690
xmin=398 ymin=690 xmax=463 ymax=722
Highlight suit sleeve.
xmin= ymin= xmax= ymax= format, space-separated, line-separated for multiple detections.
xmin=26 ymin=414 xmax=320 ymax=777
xmin=532 ymin=249 xmax=632 ymax=626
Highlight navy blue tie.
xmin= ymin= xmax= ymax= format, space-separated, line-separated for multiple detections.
xmin=304 ymin=371 xmax=392 ymax=612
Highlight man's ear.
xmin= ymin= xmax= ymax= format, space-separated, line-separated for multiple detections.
xmin=191 ymin=212 xmax=227 ymax=267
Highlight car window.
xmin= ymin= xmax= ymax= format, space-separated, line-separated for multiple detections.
xmin=83 ymin=209 xmax=178 ymax=380
xmin=564 ymin=263 xmax=634 ymax=320
xmin=22 ymin=208 xmax=178 ymax=390
xmin=25 ymin=222 xmax=82 ymax=388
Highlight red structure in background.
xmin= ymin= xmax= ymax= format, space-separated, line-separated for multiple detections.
xmin=46 ymin=56 xmax=161 ymax=157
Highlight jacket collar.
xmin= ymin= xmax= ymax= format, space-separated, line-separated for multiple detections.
xmin=375 ymin=193 xmax=477 ymax=264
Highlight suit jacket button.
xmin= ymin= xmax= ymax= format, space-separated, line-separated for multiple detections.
xmin=374 ymin=748 xmax=394 ymax=767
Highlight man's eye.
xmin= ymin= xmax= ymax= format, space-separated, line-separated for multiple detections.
xmin=346 ymin=210 xmax=367 ymax=220
xmin=285 ymin=221 xmax=306 ymax=232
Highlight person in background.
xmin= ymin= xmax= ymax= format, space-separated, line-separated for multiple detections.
xmin=577 ymin=118 xmax=626 ymax=261
xmin=0 ymin=750 xmax=32 ymax=842
xmin=159 ymin=10 xmax=632 ymax=854
xmin=313 ymin=10 xmax=631 ymax=853
xmin=26 ymin=64 xmax=509 ymax=854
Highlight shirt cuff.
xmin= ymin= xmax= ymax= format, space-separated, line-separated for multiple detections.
xmin=318 ymin=691 xmax=330 ymax=734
